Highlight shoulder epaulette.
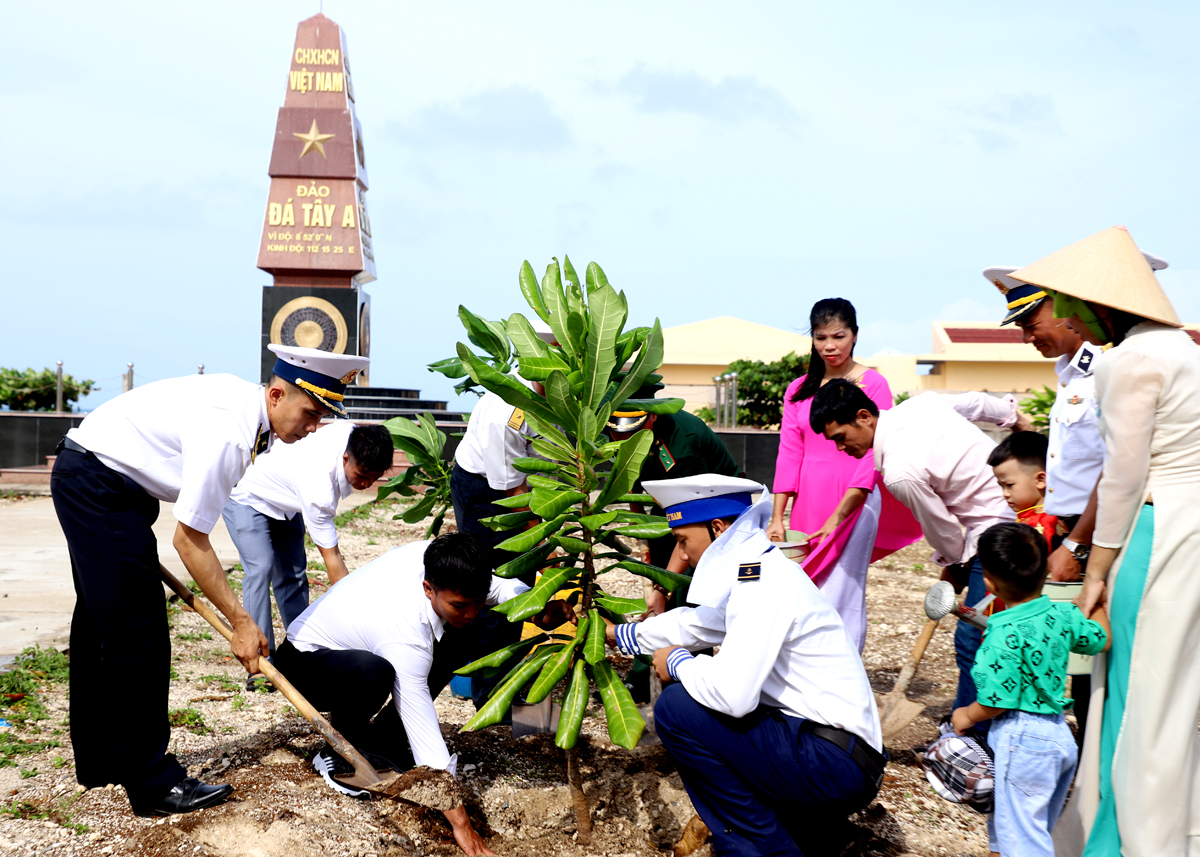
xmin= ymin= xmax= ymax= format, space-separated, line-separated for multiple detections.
xmin=737 ymin=562 xmax=761 ymax=582
xmin=507 ymin=408 xmax=525 ymax=430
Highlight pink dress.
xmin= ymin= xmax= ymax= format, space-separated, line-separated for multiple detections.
xmin=773 ymin=369 xmax=922 ymax=649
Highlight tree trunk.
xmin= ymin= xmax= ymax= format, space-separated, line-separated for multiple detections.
xmin=566 ymin=746 xmax=592 ymax=844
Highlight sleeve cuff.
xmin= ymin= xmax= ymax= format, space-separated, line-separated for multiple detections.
xmin=614 ymin=622 xmax=641 ymax=656
xmin=665 ymin=647 xmax=693 ymax=681
xmin=999 ymin=394 xmax=1019 ymax=429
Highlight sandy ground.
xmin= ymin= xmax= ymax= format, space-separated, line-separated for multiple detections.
xmin=0 ymin=498 xmax=1038 ymax=857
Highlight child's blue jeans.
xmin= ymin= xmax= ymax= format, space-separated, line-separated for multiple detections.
xmin=987 ymin=709 xmax=1078 ymax=856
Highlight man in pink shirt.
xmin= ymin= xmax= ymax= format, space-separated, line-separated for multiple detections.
xmin=810 ymin=379 xmax=1015 ymax=717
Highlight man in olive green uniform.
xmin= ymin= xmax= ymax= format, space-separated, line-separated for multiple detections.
xmin=607 ymin=383 xmax=740 ymax=700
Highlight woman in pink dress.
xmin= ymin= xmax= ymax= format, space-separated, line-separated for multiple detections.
xmin=766 ymin=298 xmax=921 ymax=650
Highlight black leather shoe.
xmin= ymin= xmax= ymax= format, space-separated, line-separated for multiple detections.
xmin=138 ymin=778 xmax=233 ymax=817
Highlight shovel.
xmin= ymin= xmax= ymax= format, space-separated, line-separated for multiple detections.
xmin=159 ymin=564 xmax=459 ymax=805
xmin=874 ymin=617 xmax=940 ymax=743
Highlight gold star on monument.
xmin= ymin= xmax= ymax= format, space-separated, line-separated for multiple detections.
xmin=293 ymin=119 xmax=336 ymax=159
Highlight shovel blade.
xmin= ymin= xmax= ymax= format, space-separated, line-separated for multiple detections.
xmin=875 ymin=691 xmax=926 ymax=743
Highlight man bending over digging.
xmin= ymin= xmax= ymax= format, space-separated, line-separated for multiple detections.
xmin=276 ymin=532 xmax=573 ymax=856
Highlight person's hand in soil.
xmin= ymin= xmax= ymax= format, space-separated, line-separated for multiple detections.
xmin=531 ymin=599 xmax=576 ymax=631
xmin=445 ymin=805 xmax=496 ymax=856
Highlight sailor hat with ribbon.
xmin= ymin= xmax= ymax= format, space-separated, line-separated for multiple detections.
xmin=268 ymin=344 xmax=369 ymax=417
xmin=643 ymin=474 xmax=773 ymax=609
xmin=643 ymin=474 xmax=764 ymax=528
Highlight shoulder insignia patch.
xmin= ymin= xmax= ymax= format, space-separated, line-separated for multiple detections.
xmin=737 ymin=563 xmax=761 ymax=582
xmin=656 ymin=441 xmax=676 ymax=471
xmin=507 ymin=408 xmax=525 ymax=430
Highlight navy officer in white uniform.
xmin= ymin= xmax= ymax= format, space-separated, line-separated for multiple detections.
xmin=278 ymin=532 xmax=572 ymax=857
xmin=50 ymin=345 xmax=365 ymax=817
xmin=449 ymin=386 xmax=539 ymax=706
xmin=608 ymin=475 xmax=885 ymax=857
xmin=223 ymin=419 xmax=392 ymax=689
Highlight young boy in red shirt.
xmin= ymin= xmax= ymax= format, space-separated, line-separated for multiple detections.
xmin=988 ymin=432 xmax=1065 ymax=551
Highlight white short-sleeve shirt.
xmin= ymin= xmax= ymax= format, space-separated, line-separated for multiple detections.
xmin=67 ymin=375 xmax=271 ymax=534
xmin=286 ymin=542 xmax=529 ymax=772
xmin=1046 ymin=343 xmax=1105 ymax=517
xmin=230 ymin=420 xmax=354 ymax=549
xmin=453 ymin=391 xmax=535 ymax=490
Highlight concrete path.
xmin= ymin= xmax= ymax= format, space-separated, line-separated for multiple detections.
xmin=0 ymin=491 xmax=374 ymax=659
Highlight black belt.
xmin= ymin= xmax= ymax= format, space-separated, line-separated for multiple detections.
xmin=1059 ymin=514 xmax=1081 ymax=531
xmin=58 ymin=436 xmax=91 ymax=456
xmin=801 ymin=721 xmax=888 ymax=789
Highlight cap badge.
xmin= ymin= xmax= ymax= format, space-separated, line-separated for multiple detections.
xmin=992 ymin=278 xmax=1010 ymax=296
xmin=340 ymin=369 xmax=360 ymax=384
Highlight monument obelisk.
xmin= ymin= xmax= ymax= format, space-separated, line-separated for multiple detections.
xmin=256 ymin=13 xmax=374 ymax=385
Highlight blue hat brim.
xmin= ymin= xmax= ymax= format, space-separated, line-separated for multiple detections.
xmin=664 ymin=493 xmax=754 ymax=527
xmin=272 ymin=359 xmax=348 ymax=417
xmin=1000 ymin=295 xmax=1046 ymax=326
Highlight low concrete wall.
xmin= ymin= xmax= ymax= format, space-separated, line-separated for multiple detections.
xmin=714 ymin=429 xmax=779 ymax=486
xmin=0 ymin=413 xmax=85 ymax=468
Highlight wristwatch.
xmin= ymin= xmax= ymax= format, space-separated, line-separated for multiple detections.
xmin=1061 ymin=537 xmax=1091 ymax=562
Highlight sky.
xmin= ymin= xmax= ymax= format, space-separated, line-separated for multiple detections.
xmin=4 ymin=1 xmax=1199 ymax=411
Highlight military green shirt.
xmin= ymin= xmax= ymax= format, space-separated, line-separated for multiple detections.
xmin=636 ymin=411 xmax=739 ymax=570
xmin=971 ymin=595 xmax=1106 ymax=714
xmin=638 ymin=411 xmax=739 ymax=485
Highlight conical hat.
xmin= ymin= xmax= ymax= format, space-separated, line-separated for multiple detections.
xmin=1008 ymin=226 xmax=1181 ymax=327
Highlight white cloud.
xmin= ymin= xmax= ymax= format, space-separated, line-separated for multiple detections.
xmin=388 ymin=86 xmax=570 ymax=152
xmin=604 ymin=65 xmax=802 ymax=129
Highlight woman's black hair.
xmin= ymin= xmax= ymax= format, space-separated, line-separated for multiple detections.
xmin=790 ymin=298 xmax=859 ymax=403
xmin=1094 ymin=304 xmax=1145 ymax=346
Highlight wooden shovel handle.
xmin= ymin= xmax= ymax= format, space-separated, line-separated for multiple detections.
xmin=890 ymin=618 xmax=940 ymax=697
xmin=159 ymin=563 xmax=383 ymax=787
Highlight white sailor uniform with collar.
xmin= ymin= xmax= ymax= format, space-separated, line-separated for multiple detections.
xmin=622 ymin=475 xmax=885 ymax=857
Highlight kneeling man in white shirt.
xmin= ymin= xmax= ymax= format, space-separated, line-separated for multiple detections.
xmin=608 ymin=475 xmax=885 ymax=857
xmin=278 ymin=532 xmax=571 ymax=857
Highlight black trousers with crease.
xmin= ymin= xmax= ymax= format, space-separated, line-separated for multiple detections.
xmin=50 ymin=448 xmax=186 ymax=811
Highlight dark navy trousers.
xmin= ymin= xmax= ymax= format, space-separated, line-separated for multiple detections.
xmin=953 ymin=555 xmax=986 ymax=714
xmin=654 ymin=684 xmax=878 ymax=857
xmin=50 ymin=448 xmax=186 ymax=811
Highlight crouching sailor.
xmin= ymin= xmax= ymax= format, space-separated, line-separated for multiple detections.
xmin=608 ymin=474 xmax=885 ymax=856
xmin=277 ymin=532 xmax=573 ymax=857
